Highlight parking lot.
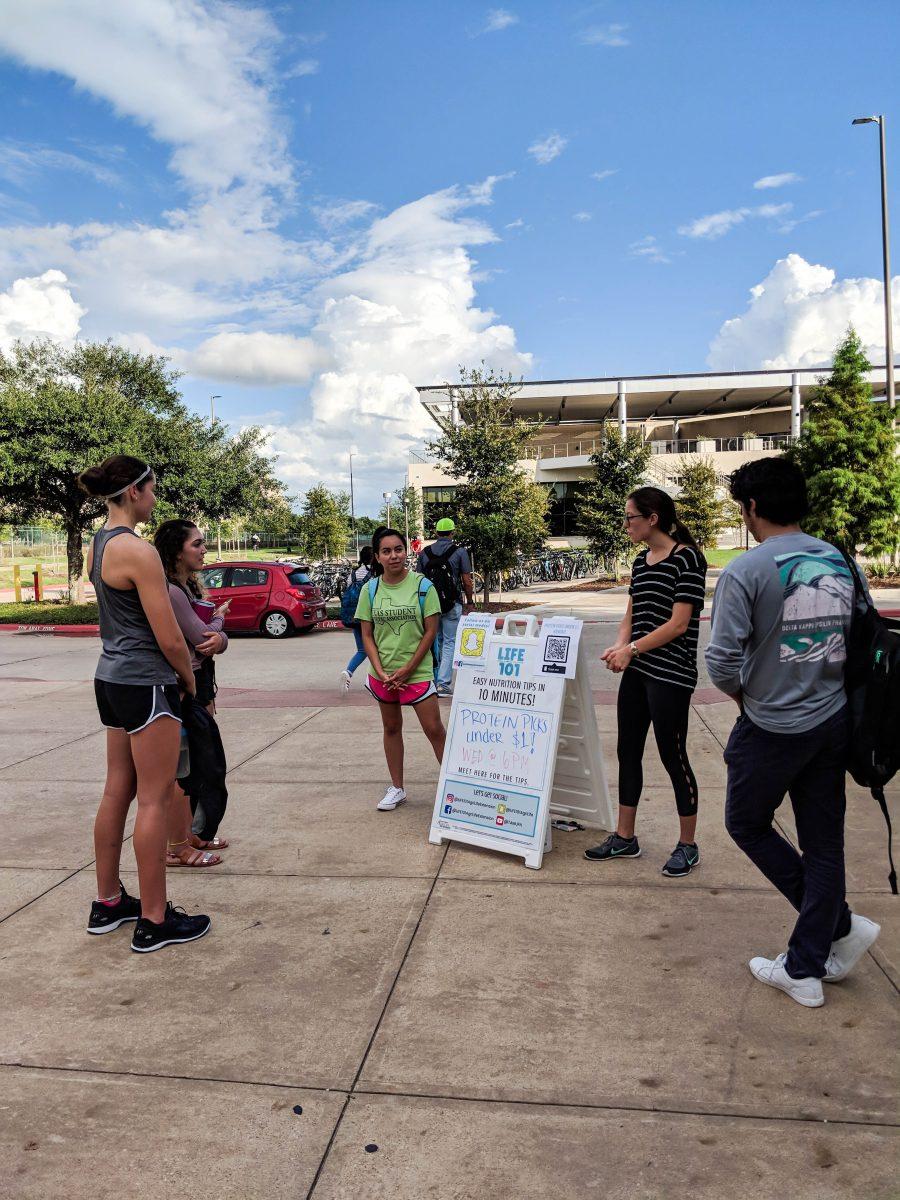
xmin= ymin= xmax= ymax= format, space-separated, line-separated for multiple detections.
xmin=0 ymin=615 xmax=896 ymax=1198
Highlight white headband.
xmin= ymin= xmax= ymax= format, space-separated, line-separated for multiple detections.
xmin=105 ymin=466 xmax=151 ymax=499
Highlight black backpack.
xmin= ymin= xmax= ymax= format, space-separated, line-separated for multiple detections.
xmin=420 ymin=543 xmax=459 ymax=614
xmin=841 ymin=550 xmax=900 ymax=894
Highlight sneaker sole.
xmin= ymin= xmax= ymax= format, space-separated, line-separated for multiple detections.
xmin=749 ymin=962 xmax=824 ymax=1007
xmin=131 ymin=923 xmax=211 ymax=953
xmin=87 ymin=915 xmax=140 ymax=934
xmin=584 ymin=849 xmax=641 ymax=861
xmin=377 ymin=797 xmax=407 ymax=812
xmin=661 ymin=859 xmax=700 ymax=877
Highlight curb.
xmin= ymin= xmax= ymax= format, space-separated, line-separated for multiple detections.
xmin=0 ymin=623 xmax=100 ymax=636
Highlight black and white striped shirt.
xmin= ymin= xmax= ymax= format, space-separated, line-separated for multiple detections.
xmin=627 ymin=545 xmax=707 ymax=690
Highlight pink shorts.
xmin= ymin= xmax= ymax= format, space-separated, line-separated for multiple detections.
xmin=365 ymin=675 xmax=437 ymax=706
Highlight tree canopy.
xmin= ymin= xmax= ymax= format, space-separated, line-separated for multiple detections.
xmin=296 ymin=483 xmax=351 ymax=559
xmin=676 ymin=457 xmax=734 ymax=549
xmin=576 ymin=426 xmax=651 ymax=573
xmin=426 ymin=365 xmax=549 ymax=600
xmin=0 ymin=339 xmax=285 ymax=587
xmin=789 ymin=328 xmax=900 ymax=556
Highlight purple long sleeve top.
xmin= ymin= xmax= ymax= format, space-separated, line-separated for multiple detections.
xmin=167 ymin=583 xmax=228 ymax=671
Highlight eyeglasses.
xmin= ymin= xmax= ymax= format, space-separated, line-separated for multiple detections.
xmin=623 ymin=513 xmax=644 ymax=524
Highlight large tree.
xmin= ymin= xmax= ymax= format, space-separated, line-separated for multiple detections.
xmin=0 ymin=339 xmax=285 ymax=588
xmin=576 ymin=426 xmax=651 ymax=575
xmin=676 ymin=457 xmax=734 ymax=548
xmin=426 ymin=365 xmax=549 ymax=602
xmin=296 ymin=483 xmax=351 ymax=559
xmin=790 ymin=328 xmax=900 ymax=556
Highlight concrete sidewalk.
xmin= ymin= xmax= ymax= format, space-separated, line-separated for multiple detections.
xmin=0 ymin=628 xmax=896 ymax=1198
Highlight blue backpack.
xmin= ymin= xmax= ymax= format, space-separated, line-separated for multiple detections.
xmin=367 ymin=575 xmax=439 ymax=666
xmin=340 ymin=568 xmax=371 ymax=628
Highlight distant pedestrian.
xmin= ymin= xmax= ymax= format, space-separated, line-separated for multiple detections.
xmin=706 ymin=457 xmax=879 ymax=1008
xmin=340 ymin=545 xmax=375 ymax=692
xmin=356 ymin=526 xmax=446 ymax=810
xmin=251 ymin=533 xmax=260 ymax=552
xmin=416 ymin=517 xmax=474 ymax=696
xmin=586 ymin=487 xmax=707 ymax=877
xmin=153 ymin=519 xmax=231 ymax=864
xmin=79 ymin=455 xmax=210 ymax=952
xmin=410 ymin=534 xmax=423 ymax=555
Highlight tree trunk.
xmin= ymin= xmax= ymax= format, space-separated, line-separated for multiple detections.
xmin=483 ymin=572 xmax=490 ymax=607
xmin=66 ymin=518 xmax=85 ymax=595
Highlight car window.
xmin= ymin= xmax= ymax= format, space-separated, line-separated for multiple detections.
xmin=286 ymin=569 xmax=312 ymax=585
xmin=230 ymin=567 xmax=269 ymax=588
xmin=200 ymin=567 xmax=228 ymax=589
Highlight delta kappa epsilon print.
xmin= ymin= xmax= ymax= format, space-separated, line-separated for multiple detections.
xmin=774 ymin=549 xmax=854 ymax=664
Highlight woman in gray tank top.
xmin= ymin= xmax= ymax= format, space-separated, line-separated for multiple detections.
xmin=79 ymin=455 xmax=211 ymax=953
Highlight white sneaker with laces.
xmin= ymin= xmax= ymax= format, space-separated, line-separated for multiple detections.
xmin=340 ymin=670 xmax=351 ymax=693
xmin=749 ymin=953 xmax=824 ymax=1008
xmin=824 ymin=914 xmax=881 ymax=982
xmin=377 ymin=786 xmax=407 ymax=812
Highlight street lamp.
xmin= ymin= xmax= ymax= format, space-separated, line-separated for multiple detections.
xmin=349 ymin=452 xmax=358 ymax=555
xmin=209 ymin=396 xmax=223 ymax=556
xmin=853 ymin=115 xmax=895 ymax=411
xmin=383 ymin=491 xmax=392 ymax=529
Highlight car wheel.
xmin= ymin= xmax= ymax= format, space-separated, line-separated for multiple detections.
xmin=261 ymin=610 xmax=293 ymax=639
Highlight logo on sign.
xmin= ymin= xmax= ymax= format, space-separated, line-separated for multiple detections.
xmin=444 ymin=803 xmax=453 ymax=814
xmin=460 ymin=628 xmax=486 ymax=658
xmin=496 ymin=815 xmax=505 ymax=826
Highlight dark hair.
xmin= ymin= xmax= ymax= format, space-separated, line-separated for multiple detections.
xmin=729 ymin=457 xmax=808 ymax=525
xmin=358 ymin=545 xmax=374 ymax=568
xmin=153 ymin=519 xmax=204 ymax=599
xmin=78 ymin=455 xmax=151 ymax=501
xmin=627 ymin=486 xmax=706 ymax=563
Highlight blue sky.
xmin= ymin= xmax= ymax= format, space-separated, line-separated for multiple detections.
xmin=0 ymin=0 xmax=897 ymax=512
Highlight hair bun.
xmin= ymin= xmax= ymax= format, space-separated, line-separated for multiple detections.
xmin=77 ymin=465 xmax=109 ymax=496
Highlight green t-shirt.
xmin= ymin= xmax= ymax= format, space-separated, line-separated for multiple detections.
xmin=354 ymin=571 xmax=441 ymax=683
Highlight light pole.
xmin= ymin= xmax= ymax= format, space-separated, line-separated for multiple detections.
xmin=209 ymin=395 xmax=223 ymax=556
xmin=349 ymin=452 xmax=358 ymax=555
xmin=383 ymin=491 xmax=392 ymax=529
xmin=853 ymin=115 xmax=895 ymax=411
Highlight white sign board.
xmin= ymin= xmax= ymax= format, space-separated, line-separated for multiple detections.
xmin=429 ymin=614 xmax=614 ymax=869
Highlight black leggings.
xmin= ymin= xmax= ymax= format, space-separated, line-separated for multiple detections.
xmin=617 ymin=668 xmax=699 ymax=817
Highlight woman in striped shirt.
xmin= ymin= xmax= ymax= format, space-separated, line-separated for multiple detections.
xmin=585 ymin=487 xmax=708 ymax=877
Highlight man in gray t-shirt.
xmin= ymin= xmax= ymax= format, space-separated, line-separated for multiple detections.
xmin=706 ymin=457 xmax=879 ymax=1009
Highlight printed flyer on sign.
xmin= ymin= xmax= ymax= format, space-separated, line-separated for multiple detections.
xmin=536 ymin=616 xmax=583 ymax=678
xmin=452 ymin=612 xmax=495 ymax=672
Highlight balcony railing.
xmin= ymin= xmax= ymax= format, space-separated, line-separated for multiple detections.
xmin=650 ymin=439 xmax=698 ymax=455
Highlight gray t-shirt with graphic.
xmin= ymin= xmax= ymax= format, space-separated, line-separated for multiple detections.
xmin=705 ymin=532 xmax=868 ymax=733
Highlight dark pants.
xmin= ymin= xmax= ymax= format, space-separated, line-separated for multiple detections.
xmin=724 ymin=707 xmax=852 ymax=979
xmin=617 ymin=668 xmax=699 ymax=816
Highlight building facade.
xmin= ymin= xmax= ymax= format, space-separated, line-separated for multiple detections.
xmin=408 ymin=366 xmax=892 ymax=541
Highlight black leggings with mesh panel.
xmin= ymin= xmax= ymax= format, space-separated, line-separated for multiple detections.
xmin=616 ymin=667 xmax=699 ymax=817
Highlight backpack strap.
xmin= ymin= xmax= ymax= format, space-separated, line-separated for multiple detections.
xmin=367 ymin=576 xmax=379 ymax=607
xmin=425 ymin=543 xmax=456 ymax=563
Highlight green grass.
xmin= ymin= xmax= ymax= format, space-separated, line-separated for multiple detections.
xmin=704 ymin=547 xmax=745 ymax=568
xmin=0 ymin=601 xmax=99 ymax=625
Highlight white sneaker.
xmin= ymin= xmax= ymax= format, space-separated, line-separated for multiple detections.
xmin=824 ymin=914 xmax=881 ymax=982
xmin=377 ymin=786 xmax=407 ymax=812
xmin=340 ymin=670 xmax=351 ymax=693
xmin=749 ymin=953 xmax=824 ymax=1008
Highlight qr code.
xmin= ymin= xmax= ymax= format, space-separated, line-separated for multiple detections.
xmin=544 ymin=634 xmax=570 ymax=663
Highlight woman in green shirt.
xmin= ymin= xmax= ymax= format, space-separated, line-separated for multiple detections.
xmin=355 ymin=526 xmax=447 ymax=811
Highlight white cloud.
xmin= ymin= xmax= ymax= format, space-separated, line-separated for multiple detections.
xmin=678 ymin=203 xmax=792 ymax=240
xmin=312 ymin=199 xmax=379 ymax=230
xmin=183 ymin=331 xmax=325 ymax=385
xmin=0 ymin=269 xmax=85 ymax=352
xmin=285 ymin=58 xmax=319 ymax=78
xmin=573 ymin=211 xmax=592 ymax=222
xmin=0 ymin=0 xmax=290 ymax=201
xmin=580 ymin=24 xmax=629 ymax=47
xmin=753 ymin=172 xmax=802 ymax=190
xmin=505 ymin=218 xmax=525 ymax=229
xmin=708 ymin=252 xmax=899 ymax=370
xmin=591 ymin=168 xmax=618 ymax=182
xmin=776 ymin=209 xmax=823 ymax=234
xmin=528 ymin=132 xmax=568 ymax=165
xmin=0 ymin=141 xmax=123 ymax=189
xmin=629 ymin=235 xmax=670 ymax=264
xmin=481 ymin=9 xmax=518 ymax=33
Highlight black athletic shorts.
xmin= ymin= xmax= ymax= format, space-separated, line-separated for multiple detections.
xmin=94 ymin=680 xmax=182 ymax=735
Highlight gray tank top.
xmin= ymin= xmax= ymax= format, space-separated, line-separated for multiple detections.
xmin=91 ymin=527 xmax=176 ymax=686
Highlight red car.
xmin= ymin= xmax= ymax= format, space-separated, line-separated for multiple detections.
xmin=198 ymin=561 xmax=327 ymax=638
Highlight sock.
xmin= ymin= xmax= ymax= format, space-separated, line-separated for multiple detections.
xmin=97 ymin=894 xmax=121 ymax=906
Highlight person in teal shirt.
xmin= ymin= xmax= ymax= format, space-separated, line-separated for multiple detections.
xmin=355 ymin=526 xmax=447 ymax=811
